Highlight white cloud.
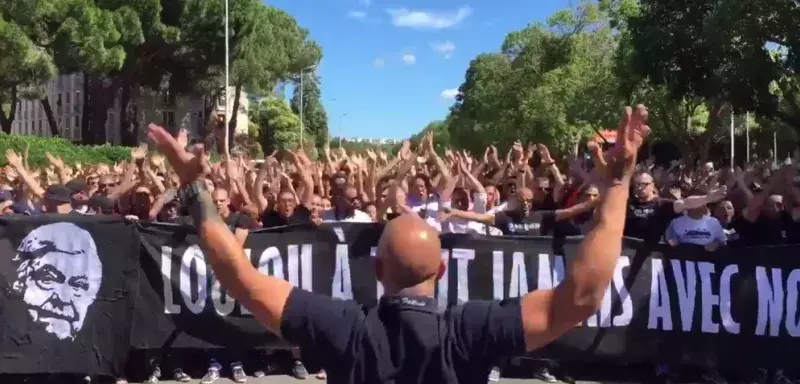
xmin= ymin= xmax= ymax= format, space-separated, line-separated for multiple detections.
xmin=386 ymin=6 xmax=472 ymax=30
xmin=440 ymin=88 xmax=459 ymax=100
xmin=372 ymin=57 xmax=385 ymax=67
xmin=347 ymin=11 xmax=367 ymax=19
xmin=431 ymin=41 xmax=456 ymax=59
xmin=402 ymin=53 xmax=416 ymax=65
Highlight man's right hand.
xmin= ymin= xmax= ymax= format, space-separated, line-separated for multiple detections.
xmin=147 ymin=124 xmax=208 ymax=186
xmin=587 ymin=105 xmax=650 ymax=184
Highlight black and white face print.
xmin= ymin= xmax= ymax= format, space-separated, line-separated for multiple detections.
xmin=11 ymin=222 xmax=102 ymax=341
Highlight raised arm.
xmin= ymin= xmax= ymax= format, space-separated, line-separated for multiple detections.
xmin=146 ymin=123 xmax=293 ymax=337
xmin=520 ymin=105 xmax=650 ymax=351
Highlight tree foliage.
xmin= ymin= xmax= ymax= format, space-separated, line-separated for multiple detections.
xmin=627 ymin=0 xmax=800 ymax=135
xmin=290 ymin=72 xmax=328 ymax=152
xmin=250 ymin=96 xmax=318 ymax=155
xmin=0 ymin=0 xmax=321 ymax=149
xmin=447 ymin=1 xmax=623 ymax=155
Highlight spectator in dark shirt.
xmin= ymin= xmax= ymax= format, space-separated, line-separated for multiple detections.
xmin=41 ymin=184 xmax=74 ymax=215
xmin=739 ymin=167 xmax=799 ymax=246
xmin=0 ymin=190 xmax=13 ymax=215
xmin=444 ymin=187 xmax=596 ymax=236
xmin=212 ymin=188 xmax=254 ymax=244
xmin=261 ymin=190 xmax=312 ymax=228
xmin=712 ymin=199 xmax=747 ymax=246
xmin=66 ymin=178 xmax=90 ymax=214
xmin=624 ymin=171 xmax=726 ymax=244
xmin=87 ymin=194 xmax=116 ymax=216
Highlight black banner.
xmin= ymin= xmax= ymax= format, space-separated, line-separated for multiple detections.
xmin=3 ymin=217 xmax=800 ymax=374
xmin=0 ymin=216 xmax=139 ymax=376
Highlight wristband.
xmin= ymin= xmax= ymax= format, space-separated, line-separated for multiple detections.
xmin=177 ymin=180 xmax=206 ymax=203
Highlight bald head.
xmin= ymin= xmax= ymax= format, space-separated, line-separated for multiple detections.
xmin=377 ymin=214 xmax=443 ymax=294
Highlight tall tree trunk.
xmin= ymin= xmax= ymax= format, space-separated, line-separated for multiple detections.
xmin=119 ymin=82 xmax=138 ymax=146
xmin=40 ymin=97 xmax=59 ymax=137
xmin=201 ymin=90 xmax=221 ymax=138
xmin=89 ymin=74 xmax=110 ymax=144
xmin=227 ymin=84 xmax=242 ymax=152
xmin=81 ymin=73 xmax=92 ymax=143
xmin=0 ymin=86 xmax=19 ymax=134
xmin=166 ymin=80 xmax=178 ymax=135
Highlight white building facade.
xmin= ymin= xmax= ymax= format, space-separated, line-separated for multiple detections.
xmin=10 ymin=73 xmax=249 ymax=144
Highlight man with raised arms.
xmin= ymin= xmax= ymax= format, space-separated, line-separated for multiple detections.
xmin=146 ymin=104 xmax=650 ymax=384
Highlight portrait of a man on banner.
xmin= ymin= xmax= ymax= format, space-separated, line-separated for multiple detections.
xmin=9 ymin=222 xmax=103 ymax=341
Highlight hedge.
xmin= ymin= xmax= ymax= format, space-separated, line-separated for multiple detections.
xmin=0 ymin=133 xmax=132 ymax=168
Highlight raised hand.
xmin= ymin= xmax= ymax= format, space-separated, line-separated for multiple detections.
xmin=6 ymin=149 xmax=23 ymax=170
xmin=177 ymin=129 xmax=189 ymax=149
xmin=588 ymin=105 xmax=650 ymax=183
xmin=707 ymin=185 xmax=728 ymax=202
xmin=45 ymin=152 xmax=65 ymax=169
xmin=537 ymin=144 xmax=554 ymax=164
xmin=131 ymin=144 xmax=148 ymax=160
xmin=147 ymin=123 xmax=208 ymax=186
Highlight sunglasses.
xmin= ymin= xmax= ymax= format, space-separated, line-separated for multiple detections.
xmin=100 ymin=183 xmax=117 ymax=188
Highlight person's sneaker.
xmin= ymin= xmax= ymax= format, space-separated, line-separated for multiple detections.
xmin=145 ymin=366 xmax=161 ymax=383
xmin=774 ymin=371 xmax=798 ymax=384
xmin=702 ymin=369 xmax=728 ymax=384
xmin=200 ymin=367 xmax=220 ymax=384
xmin=533 ymin=367 xmax=557 ymax=383
xmin=231 ymin=365 xmax=247 ymax=383
xmin=115 ymin=378 xmax=128 ymax=384
xmin=292 ymin=360 xmax=309 ymax=380
xmin=83 ymin=376 xmax=91 ymax=383
xmin=173 ymin=369 xmax=191 ymax=383
xmin=488 ymin=366 xmax=501 ymax=382
xmin=254 ymin=363 xmax=279 ymax=378
xmin=315 ymin=370 xmax=327 ymax=380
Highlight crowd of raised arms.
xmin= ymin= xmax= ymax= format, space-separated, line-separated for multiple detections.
xmin=2 ymin=122 xmax=800 ymax=384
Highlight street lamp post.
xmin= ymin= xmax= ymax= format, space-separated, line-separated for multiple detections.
xmin=223 ymin=0 xmax=230 ymax=154
xmin=299 ymin=65 xmax=316 ymax=148
xmin=338 ymin=113 xmax=347 ymax=147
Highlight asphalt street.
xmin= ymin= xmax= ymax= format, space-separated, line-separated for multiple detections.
xmin=143 ymin=378 xmax=629 ymax=384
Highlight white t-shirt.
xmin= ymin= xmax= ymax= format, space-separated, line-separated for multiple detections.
xmin=665 ymin=214 xmax=726 ymax=246
xmin=322 ymin=209 xmax=372 ymax=223
xmin=408 ymin=195 xmax=442 ymax=231
xmin=440 ymin=198 xmax=489 ymax=235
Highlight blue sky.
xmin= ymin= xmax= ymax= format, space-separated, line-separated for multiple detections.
xmin=268 ymin=0 xmax=570 ymax=140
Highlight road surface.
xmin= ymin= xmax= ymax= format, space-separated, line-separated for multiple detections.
xmin=143 ymin=378 xmax=632 ymax=384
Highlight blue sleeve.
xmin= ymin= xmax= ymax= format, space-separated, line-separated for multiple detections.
xmin=449 ymin=299 xmax=526 ymax=364
xmin=280 ymin=288 xmax=364 ymax=363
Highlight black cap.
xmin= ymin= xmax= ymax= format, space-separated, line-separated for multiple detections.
xmin=44 ymin=185 xmax=72 ymax=204
xmin=65 ymin=179 xmax=87 ymax=194
xmin=88 ymin=194 xmax=116 ymax=214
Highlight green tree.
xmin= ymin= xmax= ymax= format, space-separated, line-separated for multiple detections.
xmin=0 ymin=14 xmax=56 ymax=134
xmin=224 ymin=3 xmax=322 ymax=149
xmin=447 ymin=1 xmax=623 ymax=155
xmin=626 ymin=0 xmax=800 ymax=134
xmin=250 ymin=96 xmax=316 ymax=154
xmin=290 ymin=72 xmax=328 ymax=152
xmin=408 ymin=120 xmax=451 ymax=154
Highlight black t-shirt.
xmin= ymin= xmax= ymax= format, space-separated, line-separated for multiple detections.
xmin=719 ymin=216 xmax=749 ymax=247
xmin=494 ymin=210 xmax=556 ymax=236
xmin=261 ymin=205 xmax=311 ymax=228
xmin=624 ymin=198 xmax=678 ymax=244
xmin=280 ymin=289 xmax=526 ymax=384
xmin=553 ymin=211 xmax=593 ymax=238
xmin=224 ymin=212 xmax=256 ymax=232
xmin=744 ymin=211 xmax=793 ymax=246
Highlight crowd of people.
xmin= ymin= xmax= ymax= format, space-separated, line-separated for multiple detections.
xmin=1 ymin=124 xmax=799 ymax=384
